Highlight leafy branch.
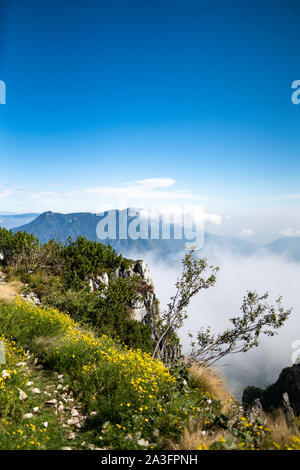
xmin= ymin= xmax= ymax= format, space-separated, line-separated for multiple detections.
xmin=189 ymin=291 xmax=292 ymax=365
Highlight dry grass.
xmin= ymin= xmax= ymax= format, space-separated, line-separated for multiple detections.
xmin=0 ymin=280 xmax=22 ymax=303
xmin=170 ymin=425 xmax=225 ymax=450
xmin=32 ymin=336 xmax=60 ymax=355
xmin=188 ymin=362 xmax=231 ymax=403
xmin=265 ymin=410 xmax=300 ymax=448
xmin=169 ymin=363 xmax=233 ymax=450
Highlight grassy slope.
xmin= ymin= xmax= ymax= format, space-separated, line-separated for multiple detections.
xmin=0 ymin=298 xmax=196 ymax=450
xmin=0 ymin=288 xmax=299 ymax=450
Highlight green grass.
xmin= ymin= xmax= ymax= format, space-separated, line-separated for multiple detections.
xmin=0 ymin=298 xmax=216 ymax=449
xmin=1 ymin=298 xmax=299 ymax=451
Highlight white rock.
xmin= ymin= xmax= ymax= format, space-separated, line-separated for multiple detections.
xmin=137 ymin=438 xmax=149 ymax=447
xmin=23 ymin=413 xmax=34 ymax=419
xmin=95 ymin=272 xmax=109 ymax=287
xmin=17 ymin=388 xmax=28 ymax=401
xmin=45 ymin=399 xmax=57 ymax=405
xmin=67 ymin=418 xmax=77 ymax=426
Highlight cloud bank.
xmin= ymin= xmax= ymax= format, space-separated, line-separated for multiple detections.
xmin=0 ymin=178 xmax=218 ymax=214
xmin=279 ymin=227 xmax=300 ymax=237
xmin=136 ymin=249 xmax=300 ymax=399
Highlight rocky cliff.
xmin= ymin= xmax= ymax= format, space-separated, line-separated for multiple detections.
xmin=243 ymin=362 xmax=300 ymax=417
xmin=87 ymin=259 xmax=181 ymax=364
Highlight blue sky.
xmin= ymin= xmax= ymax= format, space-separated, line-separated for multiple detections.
xmin=1 ymin=0 xmax=300 ymax=242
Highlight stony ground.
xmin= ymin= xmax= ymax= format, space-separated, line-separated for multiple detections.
xmin=18 ymin=353 xmax=97 ymax=450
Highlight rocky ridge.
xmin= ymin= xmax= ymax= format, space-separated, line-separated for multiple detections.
xmin=243 ymin=362 xmax=300 ymax=424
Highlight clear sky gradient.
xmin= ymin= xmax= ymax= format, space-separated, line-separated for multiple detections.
xmin=1 ymin=0 xmax=300 ymax=242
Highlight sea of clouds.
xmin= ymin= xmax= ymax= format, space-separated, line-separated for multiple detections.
xmin=130 ymin=249 xmax=300 ymax=399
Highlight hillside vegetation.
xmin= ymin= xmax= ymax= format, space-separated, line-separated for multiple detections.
xmin=12 ymin=210 xmax=257 ymax=258
xmin=0 ymin=228 xmax=153 ymax=352
xmin=0 ymin=227 xmax=299 ymax=450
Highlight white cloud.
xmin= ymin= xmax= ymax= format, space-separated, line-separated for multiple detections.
xmin=82 ymin=178 xmax=203 ymax=203
xmin=279 ymin=227 xmax=300 ymax=237
xmin=0 ymin=185 xmax=15 ymax=199
xmin=241 ymin=229 xmax=254 ymax=237
xmin=0 ymin=179 xmax=220 ymax=221
xmin=140 ymin=204 xmax=223 ymax=228
xmin=134 ymin=177 xmax=176 ymax=189
xmin=264 ymin=194 xmax=300 ymax=201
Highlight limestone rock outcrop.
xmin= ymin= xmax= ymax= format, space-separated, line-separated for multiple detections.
xmin=88 ymin=260 xmax=181 ymax=363
xmin=88 ymin=260 xmax=158 ymax=324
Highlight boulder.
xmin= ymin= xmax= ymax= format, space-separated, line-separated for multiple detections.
xmin=95 ymin=272 xmax=109 ymax=287
xmin=247 ymin=398 xmax=266 ymax=425
xmin=132 ymin=261 xmax=152 ymax=285
xmin=282 ymin=392 xmax=295 ymax=428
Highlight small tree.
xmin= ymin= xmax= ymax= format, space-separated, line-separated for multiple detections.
xmin=152 ymin=248 xmax=219 ymax=359
xmin=189 ymin=290 xmax=291 ymax=365
xmin=153 ymin=249 xmax=291 ymax=366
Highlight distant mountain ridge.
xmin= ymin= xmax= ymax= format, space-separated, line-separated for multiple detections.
xmin=9 ymin=210 xmax=300 ymax=263
xmin=0 ymin=213 xmax=39 ymax=230
xmin=265 ymin=237 xmax=300 ymax=263
xmin=12 ymin=210 xmax=257 ymax=259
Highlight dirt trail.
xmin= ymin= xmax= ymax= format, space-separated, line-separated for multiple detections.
xmin=0 ymin=271 xmax=22 ymax=302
